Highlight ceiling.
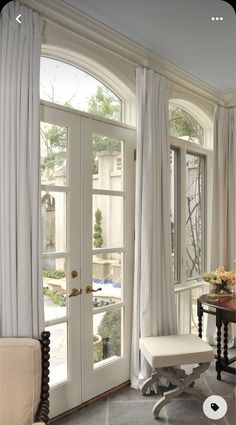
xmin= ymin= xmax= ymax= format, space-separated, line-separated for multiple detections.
xmin=60 ymin=0 xmax=236 ymax=93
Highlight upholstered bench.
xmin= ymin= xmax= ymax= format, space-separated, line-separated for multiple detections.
xmin=140 ymin=334 xmax=214 ymax=418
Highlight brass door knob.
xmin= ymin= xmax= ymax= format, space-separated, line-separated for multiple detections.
xmin=86 ymin=285 xmax=102 ymax=294
xmin=71 ymin=270 xmax=78 ymax=279
xmin=68 ymin=288 xmax=82 ymax=297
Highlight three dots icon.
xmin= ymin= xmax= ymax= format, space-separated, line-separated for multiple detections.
xmin=211 ymin=17 xmax=223 ymax=21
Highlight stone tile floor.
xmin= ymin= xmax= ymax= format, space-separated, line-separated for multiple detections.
xmin=54 ymin=365 xmax=236 ymax=425
xmin=53 ymin=363 xmax=235 ymax=425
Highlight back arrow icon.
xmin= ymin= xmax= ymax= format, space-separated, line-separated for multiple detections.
xmin=16 ymin=14 xmax=22 ymax=24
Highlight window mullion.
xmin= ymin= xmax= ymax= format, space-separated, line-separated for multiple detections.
xmin=179 ymin=146 xmax=187 ymax=284
xmin=206 ymin=152 xmax=213 ymax=271
xmin=201 ymin=155 xmax=207 ymax=273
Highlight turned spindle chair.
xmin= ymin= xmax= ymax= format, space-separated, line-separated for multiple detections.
xmin=0 ymin=331 xmax=50 ymax=425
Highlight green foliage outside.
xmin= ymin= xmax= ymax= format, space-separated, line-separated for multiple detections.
xmin=88 ymin=86 xmax=121 ymax=121
xmin=41 ymin=82 xmax=204 ymax=179
xmin=98 ymin=310 xmax=121 ymax=357
xmin=93 ymin=209 xmax=104 ymax=248
xmin=41 ymin=86 xmax=122 ymax=177
xmin=88 ymin=86 xmax=122 ymax=174
xmin=43 ymin=269 xmax=66 ymax=279
xmin=41 ymin=124 xmax=67 ymax=179
xmin=40 ymin=82 xmax=203 ymax=279
xmin=169 ymin=105 xmax=204 ymax=144
xmin=44 ymin=287 xmax=66 ymax=306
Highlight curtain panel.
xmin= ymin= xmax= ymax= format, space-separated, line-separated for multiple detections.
xmin=206 ymin=106 xmax=236 ymax=346
xmin=130 ymin=68 xmax=177 ymax=389
xmin=211 ymin=106 xmax=236 ymax=271
xmin=0 ymin=1 xmax=43 ymax=337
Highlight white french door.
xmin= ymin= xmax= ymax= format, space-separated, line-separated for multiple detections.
xmin=40 ymin=103 xmax=135 ymax=417
xmin=40 ymin=105 xmax=82 ymax=417
xmin=81 ymin=117 xmax=135 ymax=401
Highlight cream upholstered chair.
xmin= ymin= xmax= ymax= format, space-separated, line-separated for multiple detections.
xmin=0 ymin=331 xmax=50 ymax=425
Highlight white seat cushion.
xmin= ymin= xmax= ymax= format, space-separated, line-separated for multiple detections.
xmin=0 ymin=338 xmax=41 ymax=425
xmin=140 ymin=334 xmax=214 ymax=368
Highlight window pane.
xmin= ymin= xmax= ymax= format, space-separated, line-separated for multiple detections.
xmin=41 ymin=122 xmax=67 ymax=186
xmin=41 ymin=191 xmax=67 ymax=253
xmin=93 ymin=195 xmax=123 ymax=249
xmin=40 ymin=57 xmax=122 ymax=121
xmin=92 ymin=253 xmax=123 ymax=309
xmin=93 ymin=308 xmax=123 ymax=366
xmin=170 ymin=149 xmax=178 ymax=282
xmin=186 ymin=154 xmax=205 ymax=279
xmin=93 ymin=135 xmax=124 ymax=191
xmin=169 ymin=105 xmax=204 ymax=145
xmin=46 ymin=322 xmax=68 ymax=386
xmin=43 ymin=259 xmax=67 ymax=321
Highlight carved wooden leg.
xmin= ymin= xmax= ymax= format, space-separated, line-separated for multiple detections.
xmin=152 ymin=363 xmax=210 ymax=418
xmin=141 ymin=371 xmax=159 ymax=395
xmin=223 ymin=322 xmax=229 ymax=364
xmin=216 ymin=312 xmax=222 ymax=381
xmin=173 ymin=367 xmax=187 ymax=380
xmin=152 ymin=386 xmax=183 ymax=418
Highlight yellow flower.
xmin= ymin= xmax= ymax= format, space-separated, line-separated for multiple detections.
xmin=203 ymin=267 xmax=236 ymax=285
xmin=217 ymin=266 xmax=225 ymax=273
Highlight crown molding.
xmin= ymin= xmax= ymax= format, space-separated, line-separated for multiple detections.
xmin=22 ymin=0 xmax=226 ymax=106
xmin=224 ymin=92 xmax=236 ymax=108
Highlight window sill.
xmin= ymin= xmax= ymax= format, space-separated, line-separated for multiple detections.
xmin=174 ymin=279 xmax=208 ymax=293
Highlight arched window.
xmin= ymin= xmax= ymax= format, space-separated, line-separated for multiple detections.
xmin=40 ymin=57 xmax=122 ymax=122
xmin=169 ymin=101 xmax=212 ymax=292
xmin=169 ymin=104 xmax=204 ymax=144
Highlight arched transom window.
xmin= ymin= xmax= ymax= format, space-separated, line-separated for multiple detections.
xmin=169 ymin=104 xmax=204 ymax=145
xmin=40 ymin=57 xmax=122 ymax=122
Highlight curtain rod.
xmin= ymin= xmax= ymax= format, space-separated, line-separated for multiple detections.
xmin=41 ymin=14 xmax=222 ymax=107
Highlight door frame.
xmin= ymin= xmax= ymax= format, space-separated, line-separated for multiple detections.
xmin=40 ymin=100 xmax=136 ymax=415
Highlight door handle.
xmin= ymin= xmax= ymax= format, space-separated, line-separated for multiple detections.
xmin=71 ymin=270 xmax=78 ymax=279
xmin=68 ymin=288 xmax=82 ymax=297
xmin=86 ymin=285 xmax=102 ymax=294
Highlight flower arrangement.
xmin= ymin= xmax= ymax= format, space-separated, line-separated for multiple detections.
xmin=203 ymin=266 xmax=236 ymax=298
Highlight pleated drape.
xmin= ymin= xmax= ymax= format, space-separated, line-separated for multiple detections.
xmin=206 ymin=106 xmax=236 ymax=346
xmin=0 ymin=1 xmax=43 ymax=337
xmin=211 ymin=107 xmax=236 ymax=271
xmin=130 ymin=68 xmax=177 ymax=389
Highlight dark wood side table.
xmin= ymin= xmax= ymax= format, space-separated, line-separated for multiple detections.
xmin=197 ymin=294 xmax=236 ymax=380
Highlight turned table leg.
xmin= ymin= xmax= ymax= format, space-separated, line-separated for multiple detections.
xmin=216 ymin=312 xmax=222 ymax=380
xmin=223 ymin=322 xmax=229 ymax=364
xmin=197 ymin=300 xmax=203 ymax=338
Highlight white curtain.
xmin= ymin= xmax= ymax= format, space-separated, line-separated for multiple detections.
xmin=0 ymin=1 xmax=43 ymax=337
xmin=211 ymin=106 xmax=236 ymax=271
xmin=130 ymin=68 xmax=177 ymax=389
xmin=206 ymin=106 xmax=236 ymax=345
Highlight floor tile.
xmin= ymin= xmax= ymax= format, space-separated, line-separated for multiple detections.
xmin=203 ymin=374 xmax=235 ymax=397
xmin=108 ymin=401 xmax=167 ymax=425
xmin=51 ymin=363 xmax=235 ymax=425
xmin=164 ymin=398 xmax=227 ymax=425
xmin=224 ymin=396 xmax=236 ymax=425
xmin=54 ymin=402 xmax=107 ymax=425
